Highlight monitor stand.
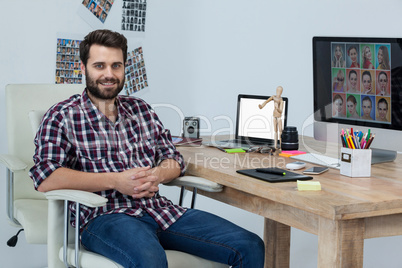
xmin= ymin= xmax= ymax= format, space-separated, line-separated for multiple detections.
xmin=371 ymin=148 xmax=397 ymax=164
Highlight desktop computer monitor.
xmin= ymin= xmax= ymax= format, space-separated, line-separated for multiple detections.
xmin=312 ymin=36 xmax=402 ymax=163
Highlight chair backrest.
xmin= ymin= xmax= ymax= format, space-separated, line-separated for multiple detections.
xmin=5 ymin=84 xmax=84 ymax=200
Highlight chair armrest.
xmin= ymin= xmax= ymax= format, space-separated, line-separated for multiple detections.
xmin=165 ymin=176 xmax=223 ymax=193
xmin=1 ymin=154 xmax=28 ymax=225
xmin=44 ymin=190 xmax=107 ymax=208
xmin=46 ymin=189 xmax=107 ymax=268
xmin=0 ymin=154 xmax=27 ymax=172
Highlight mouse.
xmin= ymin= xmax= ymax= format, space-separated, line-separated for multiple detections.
xmin=285 ymin=161 xmax=306 ymax=170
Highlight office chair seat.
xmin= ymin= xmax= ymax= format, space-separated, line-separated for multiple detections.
xmin=60 ymin=245 xmax=123 ymax=268
xmin=60 ymin=245 xmax=225 ymax=268
xmin=14 ymin=199 xmax=48 ymax=244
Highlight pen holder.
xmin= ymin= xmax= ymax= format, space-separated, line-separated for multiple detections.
xmin=340 ymin=148 xmax=372 ymax=177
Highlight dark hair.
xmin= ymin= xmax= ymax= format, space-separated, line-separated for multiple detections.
xmin=362 ymin=70 xmax=372 ymax=81
xmin=378 ymin=71 xmax=388 ymax=80
xmin=378 ymin=98 xmax=388 ymax=109
xmin=348 ymin=45 xmax=357 ymax=55
xmin=333 ymin=94 xmax=343 ymax=103
xmin=362 ymin=96 xmax=372 ymax=105
xmin=80 ymin=29 xmax=128 ymax=66
xmin=347 ymin=94 xmax=357 ymax=104
xmin=349 ymin=69 xmax=357 ymax=78
xmin=378 ymin=46 xmax=390 ymax=69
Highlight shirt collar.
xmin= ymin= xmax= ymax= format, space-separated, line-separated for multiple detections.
xmin=80 ymin=89 xmax=130 ymax=125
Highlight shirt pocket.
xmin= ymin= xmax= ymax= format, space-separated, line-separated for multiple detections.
xmin=124 ymin=138 xmax=157 ymax=167
xmin=79 ymin=147 xmax=109 ymax=161
xmin=77 ymin=145 xmax=110 ymax=172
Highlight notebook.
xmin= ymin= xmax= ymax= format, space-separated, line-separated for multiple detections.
xmin=206 ymin=94 xmax=288 ymax=149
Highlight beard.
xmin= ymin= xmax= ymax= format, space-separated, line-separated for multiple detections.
xmin=85 ymin=69 xmax=125 ymax=100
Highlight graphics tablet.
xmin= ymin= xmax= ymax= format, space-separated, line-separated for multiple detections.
xmin=237 ymin=168 xmax=313 ymax=183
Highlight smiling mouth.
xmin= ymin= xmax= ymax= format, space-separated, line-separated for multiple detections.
xmin=99 ymin=79 xmax=118 ymax=87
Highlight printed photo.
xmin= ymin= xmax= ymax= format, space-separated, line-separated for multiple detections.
xmin=332 ymin=93 xmax=346 ymax=118
xmin=332 ymin=68 xmax=346 ymax=93
xmin=360 ymin=95 xmax=375 ymax=121
xmin=55 ymin=38 xmax=82 ymax=84
xmin=124 ymin=46 xmax=148 ymax=95
xmin=122 ymin=0 xmax=147 ymax=32
xmin=375 ymin=96 xmax=391 ymax=123
xmin=346 ymin=94 xmax=360 ymax=119
xmin=82 ymin=0 xmax=114 ymax=24
xmin=332 ymin=43 xmax=346 ymax=68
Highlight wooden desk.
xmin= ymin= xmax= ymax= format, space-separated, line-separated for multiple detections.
xmin=178 ymin=136 xmax=402 ymax=268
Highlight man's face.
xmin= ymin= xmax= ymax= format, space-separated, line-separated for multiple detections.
xmin=81 ymin=44 xmax=125 ymax=101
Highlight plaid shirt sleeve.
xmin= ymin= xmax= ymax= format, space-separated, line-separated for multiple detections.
xmin=131 ymin=98 xmax=186 ymax=175
xmin=29 ymin=107 xmax=76 ymax=190
xmin=153 ymin=120 xmax=185 ymax=176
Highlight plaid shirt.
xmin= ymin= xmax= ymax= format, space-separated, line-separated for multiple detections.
xmin=29 ymin=89 xmax=186 ymax=230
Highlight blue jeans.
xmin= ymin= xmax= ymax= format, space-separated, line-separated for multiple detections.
xmin=81 ymin=209 xmax=265 ymax=267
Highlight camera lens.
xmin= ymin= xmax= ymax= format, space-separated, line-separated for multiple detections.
xmin=281 ymin=126 xmax=298 ymax=150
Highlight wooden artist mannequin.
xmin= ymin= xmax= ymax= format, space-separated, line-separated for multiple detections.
xmin=258 ymin=86 xmax=284 ymax=150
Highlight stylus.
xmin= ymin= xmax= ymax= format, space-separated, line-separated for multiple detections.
xmin=216 ymin=147 xmax=226 ymax=153
xmin=256 ymin=168 xmax=286 ymax=176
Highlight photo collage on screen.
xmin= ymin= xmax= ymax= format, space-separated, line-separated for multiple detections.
xmin=55 ymin=38 xmax=83 ymax=84
xmin=124 ymin=47 xmax=148 ymax=95
xmin=122 ymin=0 xmax=147 ymax=32
xmin=331 ymin=42 xmax=391 ymax=124
xmin=82 ymin=0 xmax=114 ymax=23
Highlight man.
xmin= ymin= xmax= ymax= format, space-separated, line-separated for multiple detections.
xmin=29 ymin=29 xmax=264 ymax=267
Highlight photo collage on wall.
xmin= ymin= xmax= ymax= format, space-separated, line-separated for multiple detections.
xmin=124 ymin=47 xmax=148 ymax=95
xmin=331 ymin=42 xmax=391 ymax=124
xmin=82 ymin=0 xmax=115 ymax=23
xmin=55 ymin=38 xmax=83 ymax=84
xmin=122 ymin=0 xmax=147 ymax=32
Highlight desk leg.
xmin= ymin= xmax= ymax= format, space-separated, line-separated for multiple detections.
xmin=318 ymin=218 xmax=364 ymax=268
xmin=264 ymin=218 xmax=290 ymax=268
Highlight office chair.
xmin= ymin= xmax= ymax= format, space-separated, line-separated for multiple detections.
xmin=1 ymin=84 xmax=225 ymax=268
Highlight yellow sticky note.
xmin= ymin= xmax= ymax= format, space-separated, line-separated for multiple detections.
xmin=297 ymin=180 xmax=321 ymax=191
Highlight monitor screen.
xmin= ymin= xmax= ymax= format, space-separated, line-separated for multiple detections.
xmin=313 ymin=36 xmax=402 ymax=131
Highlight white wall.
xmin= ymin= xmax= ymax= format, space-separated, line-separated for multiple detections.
xmin=1 ymin=0 xmax=402 ymax=267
